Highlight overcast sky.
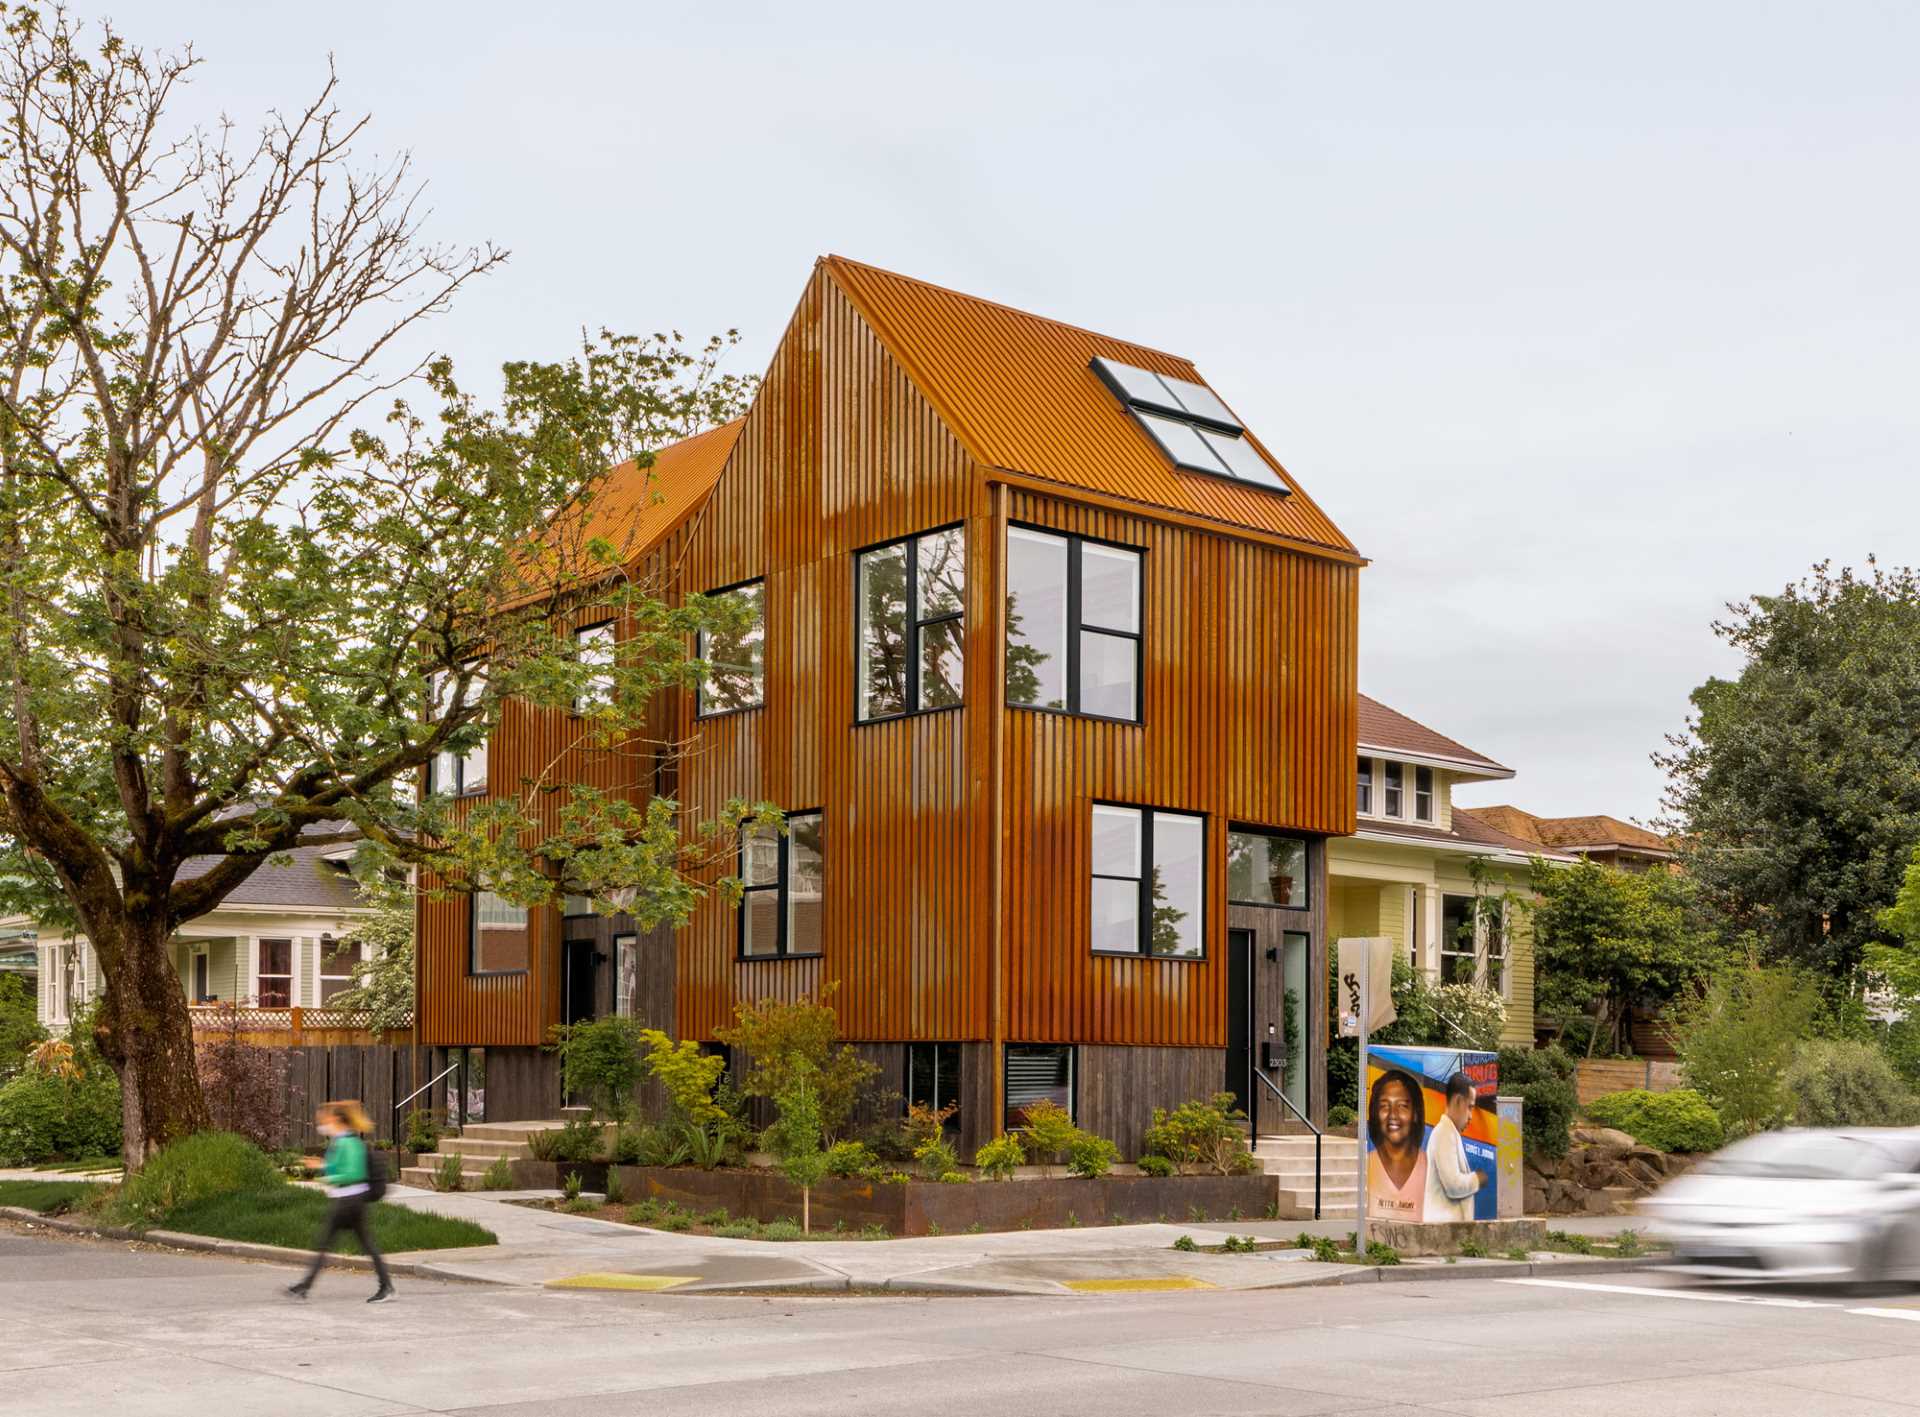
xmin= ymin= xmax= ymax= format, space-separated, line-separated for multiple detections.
xmin=142 ymin=1 xmax=1917 ymax=824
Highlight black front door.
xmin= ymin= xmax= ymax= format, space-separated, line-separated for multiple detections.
xmin=1227 ymin=927 xmax=1255 ymax=1130
xmin=563 ymin=939 xmax=598 ymax=1026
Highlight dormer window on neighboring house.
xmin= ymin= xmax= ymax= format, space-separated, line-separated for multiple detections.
xmin=1415 ymin=766 xmax=1434 ymax=823
xmin=1356 ymin=757 xmax=1373 ymax=814
xmin=1383 ymin=762 xmax=1404 ymax=818
xmin=1090 ymin=357 xmax=1289 ymax=494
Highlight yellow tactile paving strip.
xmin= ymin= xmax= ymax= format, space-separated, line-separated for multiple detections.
xmin=1062 ymin=1276 xmax=1216 ymax=1293
xmin=546 ymin=1273 xmax=698 ymax=1291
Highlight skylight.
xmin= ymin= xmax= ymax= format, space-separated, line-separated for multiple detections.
xmin=1091 ymin=357 xmax=1289 ymax=495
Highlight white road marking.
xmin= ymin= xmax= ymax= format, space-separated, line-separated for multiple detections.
xmin=1847 ymin=1307 xmax=1920 ymax=1322
xmin=1500 ymin=1278 xmax=1837 ymax=1309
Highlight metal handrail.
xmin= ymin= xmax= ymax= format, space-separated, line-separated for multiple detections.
xmin=1252 ymin=1067 xmax=1322 ymax=1220
xmin=391 ymin=1059 xmax=461 ymax=1153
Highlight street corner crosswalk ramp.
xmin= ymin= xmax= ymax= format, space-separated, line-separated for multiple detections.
xmin=1062 ymin=1276 xmax=1217 ymax=1293
xmin=546 ymin=1272 xmax=699 ymax=1292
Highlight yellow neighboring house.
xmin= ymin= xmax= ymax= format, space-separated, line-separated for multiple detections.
xmin=1328 ymin=696 xmax=1574 ymax=1046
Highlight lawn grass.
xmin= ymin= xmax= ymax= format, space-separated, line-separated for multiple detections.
xmin=158 ymin=1187 xmax=495 ymax=1253
xmin=35 ymin=1156 xmax=123 ymax=1174
xmin=0 ymin=1179 xmax=105 ymax=1215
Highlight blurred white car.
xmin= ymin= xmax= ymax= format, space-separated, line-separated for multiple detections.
xmin=1641 ymin=1129 xmax=1920 ymax=1285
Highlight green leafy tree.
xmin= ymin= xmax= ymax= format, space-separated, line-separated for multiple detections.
xmin=1672 ymin=956 xmax=1822 ymax=1138
xmin=325 ymin=871 xmax=416 ymax=1032
xmin=1530 ymin=858 xmax=1726 ymax=1056
xmin=0 ymin=12 xmax=759 ymax=1164
xmin=715 ymin=985 xmax=878 ymax=1139
xmin=547 ymin=1015 xmax=650 ymax=1125
xmin=0 ymin=973 xmax=44 ymax=1078
xmin=1657 ymin=560 xmax=1920 ymax=979
xmin=761 ymin=1060 xmax=829 ymax=1233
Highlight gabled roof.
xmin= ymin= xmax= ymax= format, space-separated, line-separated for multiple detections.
xmin=1358 ymin=694 xmax=1511 ymax=777
xmin=820 ymin=256 xmax=1358 ymax=559
xmin=1472 ymin=806 xmax=1674 ymax=857
xmin=572 ymin=418 xmax=747 ymax=564
xmin=172 ymin=821 xmax=370 ymax=913
xmin=1355 ymin=808 xmax=1576 ymax=863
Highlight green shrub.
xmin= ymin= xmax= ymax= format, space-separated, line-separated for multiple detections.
xmin=481 ymin=1158 xmax=514 ymax=1191
xmin=1309 ymin=1236 xmax=1341 ymax=1263
xmin=1134 ymin=1153 xmax=1176 ymax=1178
xmin=1458 ymin=1236 xmax=1488 ymax=1259
xmin=1498 ymin=1045 xmax=1577 ymax=1160
xmin=1673 ymin=961 xmax=1821 ymax=1138
xmin=655 ymin=1208 xmax=692 ymax=1232
xmin=561 ymin=1169 xmax=583 ymax=1202
xmin=433 ymin=1153 xmax=464 ymax=1193
xmin=546 ymin=1117 xmax=602 ymax=1164
xmin=1784 ymin=1038 xmax=1920 ymax=1128
xmin=616 ymin=1121 xmax=692 ymax=1168
xmin=1585 ymin=1089 xmax=1725 ymax=1153
xmin=0 ymin=1061 xmax=121 ymax=1165
xmin=697 ymin=1206 xmax=730 ymax=1226
xmin=714 ymin=984 xmax=878 ymax=1139
xmin=974 ymin=1133 xmax=1024 ymax=1181
xmin=1141 ymin=1093 xmax=1250 ymax=1175
xmin=1066 ymin=1132 xmax=1118 ymax=1178
xmin=939 ymin=1170 xmax=968 ymax=1184
xmin=1326 ymin=1104 xmax=1357 ymax=1130
xmin=403 ymin=1107 xmax=440 ymax=1153
xmin=1018 ymin=1099 xmax=1079 ymax=1174
xmin=713 ymin=1219 xmax=761 ymax=1239
xmin=1220 ymin=1234 xmax=1259 ymax=1254
xmin=1364 ymin=1241 xmax=1401 ymax=1266
xmin=824 ymin=1138 xmax=876 ymax=1178
xmin=604 ymin=1168 xmax=626 ymax=1205
xmin=547 ymin=1015 xmax=650 ymax=1124
xmin=913 ymin=1135 xmax=958 ymax=1181
xmin=118 ymin=1132 xmax=280 ymax=1221
xmin=1546 ymin=1229 xmax=1595 ymax=1255
xmin=0 ymin=975 xmax=46 ymax=1079
xmin=761 ymin=1218 xmax=804 ymax=1241
xmin=1172 ymin=1234 xmax=1198 ymax=1252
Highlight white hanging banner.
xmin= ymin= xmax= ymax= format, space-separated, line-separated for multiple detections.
xmin=1336 ymin=936 xmax=1397 ymax=1037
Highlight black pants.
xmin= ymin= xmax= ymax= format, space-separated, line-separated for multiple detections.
xmin=297 ymin=1193 xmax=392 ymax=1290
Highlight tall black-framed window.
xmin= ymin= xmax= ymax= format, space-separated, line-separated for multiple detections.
xmin=1226 ymin=828 xmax=1309 ymax=909
xmin=1005 ymin=1043 xmax=1074 ymax=1130
xmin=1383 ymin=761 xmax=1405 ymax=818
xmin=696 ymin=579 xmax=765 ymax=717
xmin=1356 ymin=757 xmax=1373 ymax=814
xmin=856 ymin=525 xmax=965 ymax=721
xmin=1090 ymin=803 xmax=1205 ymax=959
xmin=905 ymin=1042 xmax=962 ymax=1129
xmin=1005 ymin=526 xmax=1141 ymax=722
xmin=737 ymin=811 xmax=824 ymax=959
xmin=428 ymin=664 xmax=489 ymax=796
xmin=1414 ymin=766 xmax=1435 ymax=822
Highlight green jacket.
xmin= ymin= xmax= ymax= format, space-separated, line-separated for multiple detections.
xmin=323 ymin=1132 xmax=369 ymax=1189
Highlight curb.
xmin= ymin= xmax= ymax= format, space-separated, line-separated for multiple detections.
xmin=1272 ymin=1254 xmax=1667 ymax=1289
xmin=0 ymin=1206 xmax=505 ymax=1285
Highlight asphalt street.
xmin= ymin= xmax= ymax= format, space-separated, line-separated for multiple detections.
xmin=11 ymin=1223 xmax=1920 ymax=1416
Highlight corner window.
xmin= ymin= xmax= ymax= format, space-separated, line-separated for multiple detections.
xmin=1004 ymin=1043 xmax=1074 ymax=1130
xmin=696 ymin=580 xmax=765 ymax=717
xmin=257 ymin=938 xmax=292 ymax=1007
xmin=857 ymin=526 xmax=965 ymax=721
xmin=1006 ymin=527 xmax=1141 ymax=721
xmin=1227 ymin=830 xmax=1308 ymax=909
xmin=1356 ymin=757 xmax=1373 ymax=815
xmin=1415 ymin=766 xmax=1434 ymax=823
xmin=738 ymin=812 xmax=824 ymax=958
xmin=429 ymin=666 xmax=489 ymax=797
xmin=906 ymin=1042 xmax=962 ymax=1127
xmin=573 ymin=622 xmax=616 ymax=713
xmin=1383 ymin=761 xmax=1404 ymax=818
xmin=1090 ymin=804 xmax=1204 ymax=959
xmin=471 ymin=891 xmax=531 ymax=975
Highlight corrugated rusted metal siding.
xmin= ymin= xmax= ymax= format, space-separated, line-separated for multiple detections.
xmin=673 ymin=268 xmax=990 ymax=1043
xmin=999 ymin=489 xmax=1358 ymax=1048
xmin=824 ymin=255 xmax=1358 ymax=559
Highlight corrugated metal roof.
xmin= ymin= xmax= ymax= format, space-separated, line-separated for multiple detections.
xmin=1358 ymin=693 xmax=1508 ymax=772
xmin=819 ymin=256 xmax=1358 ymax=558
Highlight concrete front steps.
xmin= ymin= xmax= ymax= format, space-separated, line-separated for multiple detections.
xmin=398 ymin=1119 xmax=574 ymax=1189
xmin=1255 ymin=1134 xmax=1361 ymax=1220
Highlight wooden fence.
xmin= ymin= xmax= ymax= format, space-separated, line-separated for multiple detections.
xmin=271 ymin=1044 xmax=432 ymax=1149
xmin=1575 ymin=1057 xmax=1685 ymax=1108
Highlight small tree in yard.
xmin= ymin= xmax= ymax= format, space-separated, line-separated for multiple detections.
xmin=1673 ymin=955 xmax=1821 ymax=1138
xmin=547 ymin=1015 xmax=649 ymax=1126
xmin=762 ymin=1061 xmax=829 ymax=1234
xmin=194 ymin=1004 xmax=291 ymax=1150
xmin=716 ymin=984 xmax=877 ymax=1140
xmin=0 ymin=11 xmax=761 ymax=1166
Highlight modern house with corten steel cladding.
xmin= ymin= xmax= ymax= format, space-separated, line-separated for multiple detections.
xmin=415 ymin=256 xmax=1362 ymax=1157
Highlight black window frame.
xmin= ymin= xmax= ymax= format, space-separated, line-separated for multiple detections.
xmin=469 ymin=889 xmax=532 ymax=977
xmin=571 ymin=620 xmax=617 ymax=716
xmin=1090 ymin=801 xmax=1208 ymax=961
xmin=1004 ymin=1043 xmax=1076 ymax=1130
xmin=1414 ymin=766 xmax=1435 ymax=823
xmin=735 ymin=809 xmax=824 ymax=960
xmin=1383 ymin=761 xmax=1405 ymax=818
xmin=1225 ymin=825 xmax=1312 ymax=910
xmin=853 ymin=523 xmax=966 ymax=724
xmin=695 ymin=576 xmax=767 ymax=720
xmin=1006 ymin=523 xmax=1144 ymax=725
xmin=1356 ymin=756 xmax=1373 ymax=815
xmin=428 ymin=663 xmax=489 ymax=798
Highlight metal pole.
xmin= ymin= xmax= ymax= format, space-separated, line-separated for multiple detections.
xmin=1355 ymin=951 xmax=1369 ymax=1255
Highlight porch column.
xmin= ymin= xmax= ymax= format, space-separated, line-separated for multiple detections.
xmin=1420 ymin=885 xmax=1443 ymax=982
xmin=243 ymin=936 xmax=259 ymax=1006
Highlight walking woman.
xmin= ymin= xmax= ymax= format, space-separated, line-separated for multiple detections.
xmin=287 ymin=1100 xmax=395 ymax=1303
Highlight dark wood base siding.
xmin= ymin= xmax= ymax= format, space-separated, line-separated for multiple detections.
xmin=482 ymin=1046 xmax=563 ymax=1122
xmin=1076 ymin=1043 xmax=1227 ymax=1160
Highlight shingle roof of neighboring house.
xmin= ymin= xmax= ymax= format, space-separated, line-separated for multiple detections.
xmin=1357 ymin=807 xmax=1576 ymax=862
xmin=1357 ymin=694 xmax=1511 ymax=774
xmin=173 ymin=834 xmax=366 ymax=913
xmin=820 ymin=255 xmax=1358 ymax=558
xmin=1472 ymin=805 xmax=1674 ymax=857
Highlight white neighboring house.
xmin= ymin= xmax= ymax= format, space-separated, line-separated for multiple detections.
xmin=13 ymin=837 xmax=375 ymax=1035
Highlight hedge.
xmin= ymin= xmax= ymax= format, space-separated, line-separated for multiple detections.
xmin=1585 ymin=1088 xmax=1724 ymax=1153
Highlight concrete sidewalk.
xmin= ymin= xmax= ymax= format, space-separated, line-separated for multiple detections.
xmin=382 ymin=1186 xmax=1657 ymax=1297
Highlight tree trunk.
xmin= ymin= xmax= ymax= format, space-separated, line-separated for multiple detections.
xmin=96 ymin=913 xmax=210 ymax=1167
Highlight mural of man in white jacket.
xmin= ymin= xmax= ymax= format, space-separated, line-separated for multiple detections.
xmin=1424 ymin=1071 xmax=1484 ymax=1222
